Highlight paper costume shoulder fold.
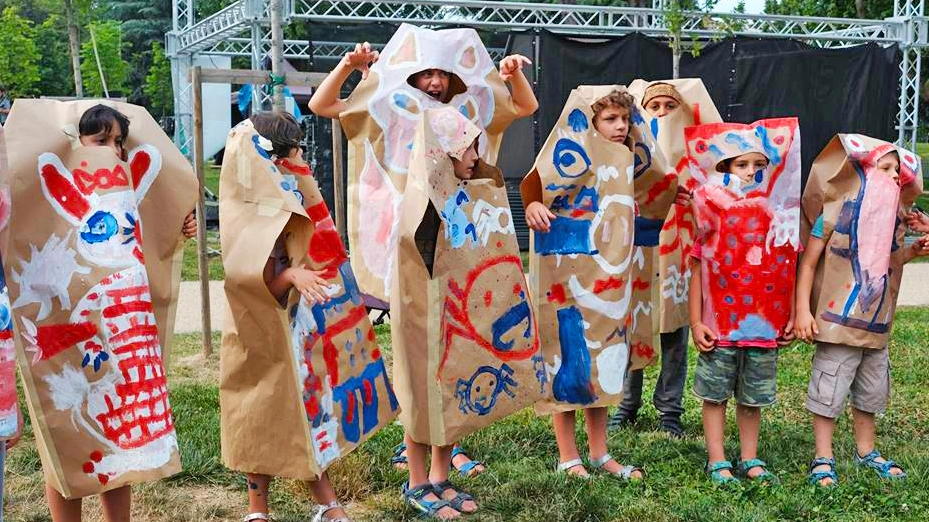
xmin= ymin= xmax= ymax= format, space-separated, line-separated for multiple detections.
xmin=0 ymin=99 xmax=196 ymax=499
xmin=340 ymin=23 xmax=519 ymax=303
xmin=802 ymin=134 xmax=922 ymax=349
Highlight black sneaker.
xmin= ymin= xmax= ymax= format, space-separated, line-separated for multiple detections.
xmin=608 ymin=408 xmax=638 ymax=430
xmin=659 ymin=415 xmax=684 ymax=438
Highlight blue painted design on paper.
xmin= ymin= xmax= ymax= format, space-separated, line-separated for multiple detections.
xmin=728 ymin=314 xmax=777 ymax=342
xmin=633 ymin=216 xmax=664 ymax=247
xmin=567 ymin=109 xmax=589 ymax=132
xmin=535 ymin=217 xmax=594 ymax=255
xmin=455 ymin=363 xmax=517 ymax=415
xmin=755 ymin=126 xmax=782 ymax=165
xmin=553 ymin=138 xmax=592 ymax=178
xmin=441 ymin=188 xmax=477 ymax=248
xmin=491 ymin=301 xmax=533 ymax=351
xmin=552 ymin=306 xmax=596 ymax=405
xmin=332 ymin=358 xmax=399 ymax=442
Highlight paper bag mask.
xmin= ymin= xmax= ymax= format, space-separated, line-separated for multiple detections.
xmin=523 ymin=86 xmax=650 ymax=412
xmin=341 ymin=23 xmax=519 ymax=302
xmin=801 ymin=134 xmax=922 ymax=349
xmin=627 ymin=79 xmax=722 ymax=335
xmin=219 ymin=121 xmax=398 ymax=480
xmin=0 ymin=99 xmax=196 ymax=498
xmin=391 ymin=108 xmax=542 ymax=445
xmin=687 ymin=117 xmax=802 ymax=345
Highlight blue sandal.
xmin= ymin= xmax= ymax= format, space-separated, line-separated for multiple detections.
xmin=706 ymin=460 xmax=739 ymax=486
xmin=402 ymin=482 xmax=455 ymax=519
xmin=390 ymin=443 xmax=408 ymax=468
xmin=855 ymin=450 xmax=907 ymax=480
xmin=807 ymin=456 xmax=838 ymax=487
xmin=737 ymin=458 xmax=778 ymax=484
xmin=431 ymin=480 xmax=477 ymax=513
xmin=451 ymin=445 xmax=485 ymax=477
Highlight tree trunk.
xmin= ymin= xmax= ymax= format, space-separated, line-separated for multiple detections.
xmin=64 ymin=0 xmax=83 ymax=97
xmin=270 ymin=0 xmax=285 ymax=112
xmin=856 ymin=0 xmax=866 ymax=18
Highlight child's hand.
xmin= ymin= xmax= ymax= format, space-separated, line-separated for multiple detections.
xmin=499 ymin=54 xmax=532 ymax=82
xmin=343 ymin=42 xmax=379 ymax=80
xmin=794 ymin=310 xmax=818 ymax=342
xmin=288 ymin=265 xmax=332 ymax=304
xmin=525 ymin=201 xmax=556 ymax=232
xmin=906 ymin=209 xmax=929 ymax=233
xmin=777 ymin=318 xmax=796 ymax=346
xmin=182 ymin=211 xmax=197 ymax=238
xmin=674 ymin=185 xmax=692 ymax=207
xmin=690 ymin=322 xmax=716 ymax=352
xmin=911 ymin=235 xmax=929 ymax=257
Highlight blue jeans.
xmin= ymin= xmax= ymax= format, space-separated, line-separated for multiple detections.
xmin=619 ymin=326 xmax=689 ymax=418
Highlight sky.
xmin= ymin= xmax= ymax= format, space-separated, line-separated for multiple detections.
xmin=713 ymin=0 xmax=766 ymax=14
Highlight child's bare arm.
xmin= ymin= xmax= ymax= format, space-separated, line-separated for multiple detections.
xmin=903 ymin=234 xmax=929 ymax=263
xmin=308 ymin=42 xmax=379 ymax=119
xmin=689 ymin=257 xmax=716 ymax=352
xmin=795 ymin=236 xmax=826 ymax=341
xmin=520 ymin=171 xmax=554 ymax=232
xmin=263 ymin=256 xmax=331 ymax=304
xmin=499 ymin=54 xmax=539 ymax=118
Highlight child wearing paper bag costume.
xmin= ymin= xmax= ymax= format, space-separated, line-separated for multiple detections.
xmin=219 ymin=112 xmax=400 ymax=522
xmin=685 ymin=118 xmax=801 ymax=484
xmin=0 ymin=100 xmax=197 ymax=520
xmin=795 ymin=135 xmax=929 ymax=487
xmin=524 ymin=87 xmax=674 ymax=479
xmin=610 ymin=80 xmax=723 ymax=437
xmin=391 ymin=107 xmax=543 ymax=518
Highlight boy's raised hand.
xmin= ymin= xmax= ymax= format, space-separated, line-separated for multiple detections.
xmin=525 ymin=201 xmax=556 ymax=232
xmin=343 ymin=42 xmax=379 ymax=80
xmin=288 ymin=264 xmax=332 ymax=304
xmin=690 ymin=321 xmax=717 ymax=352
xmin=794 ymin=310 xmax=819 ymax=342
xmin=499 ymin=54 xmax=532 ymax=82
xmin=906 ymin=209 xmax=929 ymax=234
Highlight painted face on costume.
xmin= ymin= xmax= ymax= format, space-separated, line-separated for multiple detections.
xmin=874 ymin=151 xmax=900 ymax=185
xmin=80 ymin=126 xmax=126 ymax=161
xmin=645 ymin=95 xmax=680 ymax=118
xmin=726 ymin=152 xmax=769 ymax=185
xmin=412 ymin=68 xmax=451 ymax=102
xmin=593 ymin=105 xmax=631 ymax=144
xmin=451 ymin=138 xmax=480 ymax=180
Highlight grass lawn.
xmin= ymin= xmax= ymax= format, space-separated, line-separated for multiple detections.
xmin=6 ymin=308 xmax=929 ymax=521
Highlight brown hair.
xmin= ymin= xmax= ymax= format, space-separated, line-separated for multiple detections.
xmin=591 ymin=89 xmax=635 ymax=123
xmin=251 ymin=111 xmax=303 ymax=158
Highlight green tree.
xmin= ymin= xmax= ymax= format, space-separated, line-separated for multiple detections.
xmin=80 ymin=20 xmax=129 ymax=97
xmin=764 ymin=0 xmax=894 ymax=19
xmin=0 ymin=6 xmax=41 ymax=96
xmin=35 ymin=14 xmax=75 ymax=96
xmin=105 ymin=0 xmax=172 ymax=104
xmin=144 ymin=41 xmax=173 ymax=116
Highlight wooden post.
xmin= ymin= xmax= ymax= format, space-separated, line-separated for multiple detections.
xmin=191 ymin=65 xmax=213 ymax=356
xmin=270 ymin=0 xmax=285 ymax=112
xmin=331 ymin=119 xmax=346 ymax=241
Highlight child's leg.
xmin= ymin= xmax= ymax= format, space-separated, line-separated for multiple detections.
xmin=245 ymin=474 xmax=272 ymax=515
xmin=404 ymin=434 xmax=460 ymax=520
xmin=702 ymin=400 xmax=731 ymax=477
xmin=653 ymin=327 xmax=689 ymax=431
xmin=46 ymin=483 xmax=82 ymax=522
xmin=584 ymin=407 xmax=643 ymax=478
xmin=734 ymin=347 xmax=778 ymax=478
xmin=693 ymin=347 xmax=739 ymax=477
xmin=848 ymin=347 xmax=903 ymax=476
xmin=99 ymin=485 xmax=131 ymax=522
xmin=552 ymin=410 xmax=587 ymax=476
xmin=810 ymin=413 xmax=837 ymax=485
xmin=429 ymin=444 xmax=476 ymax=513
xmin=735 ymin=405 xmax=763 ymax=476
xmin=307 ymin=472 xmax=349 ymax=519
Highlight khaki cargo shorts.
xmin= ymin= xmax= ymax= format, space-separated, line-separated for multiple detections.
xmin=806 ymin=342 xmax=890 ymax=419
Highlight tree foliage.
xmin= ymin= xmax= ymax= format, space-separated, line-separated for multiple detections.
xmin=0 ymin=6 xmax=41 ymax=96
xmin=144 ymin=41 xmax=173 ymax=116
xmin=80 ymin=20 xmax=129 ymax=97
xmin=764 ymin=0 xmax=894 ymax=19
xmin=35 ymin=14 xmax=75 ymax=96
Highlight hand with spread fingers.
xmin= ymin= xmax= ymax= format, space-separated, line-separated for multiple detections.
xmin=343 ymin=42 xmax=380 ymax=80
xmin=499 ymin=54 xmax=532 ymax=82
xmin=287 ymin=265 xmax=332 ymax=304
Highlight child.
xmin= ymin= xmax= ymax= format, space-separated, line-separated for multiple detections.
xmin=310 ymin=25 xmax=538 ymax=478
xmin=524 ymin=87 xmax=650 ymax=480
xmin=611 ymin=80 xmax=722 ymax=437
xmin=795 ymin=135 xmax=927 ymax=487
xmin=685 ymin=118 xmax=801 ymax=484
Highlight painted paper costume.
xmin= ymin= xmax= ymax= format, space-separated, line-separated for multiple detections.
xmin=627 ymin=79 xmax=722 ymax=340
xmin=0 ymin=186 xmax=15 ymax=441
xmin=219 ymin=121 xmax=398 ymax=479
xmin=392 ymin=108 xmax=542 ymax=445
xmin=0 ymin=99 xmax=196 ymax=499
xmin=340 ymin=23 xmax=519 ymax=302
xmin=801 ymin=134 xmax=922 ymax=349
xmin=686 ymin=118 xmax=802 ymax=346
xmin=524 ymin=86 xmax=670 ymax=413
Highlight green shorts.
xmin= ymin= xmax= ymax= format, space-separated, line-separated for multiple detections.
xmin=693 ymin=346 xmax=779 ymax=407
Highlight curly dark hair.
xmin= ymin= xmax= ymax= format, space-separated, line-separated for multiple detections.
xmin=590 ymin=89 xmax=635 ymax=124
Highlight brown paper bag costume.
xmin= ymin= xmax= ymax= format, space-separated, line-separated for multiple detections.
xmin=523 ymin=86 xmax=670 ymax=413
xmin=0 ymin=182 xmax=15 ymax=441
xmin=220 ymin=120 xmax=398 ymax=478
xmin=627 ymin=79 xmax=722 ymax=338
xmin=801 ymin=134 xmax=922 ymax=349
xmin=340 ymin=23 xmax=519 ymax=303
xmin=391 ymin=108 xmax=542 ymax=445
xmin=0 ymin=99 xmax=196 ymax=499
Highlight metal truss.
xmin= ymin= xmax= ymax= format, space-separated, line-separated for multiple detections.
xmin=171 ymin=0 xmax=928 ymax=151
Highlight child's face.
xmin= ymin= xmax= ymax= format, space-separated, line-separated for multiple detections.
xmin=412 ymin=69 xmax=451 ymax=102
xmin=451 ymin=139 xmax=480 ymax=180
xmin=593 ymin=105 xmax=631 ymax=144
xmin=644 ymin=96 xmax=680 ymax=118
xmin=727 ymin=152 xmax=769 ymax=184
xmin=80 ymin=127 xmax=126 ymax=161
xmin=875 ymin=151 xmax=900 ymax=185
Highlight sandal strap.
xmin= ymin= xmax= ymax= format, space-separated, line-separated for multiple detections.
xmin=431 ymin=481 xmax=474 ymax=511
xmin=313 ymin=501 xmax=351 ymax=522
xmin=589 ymin=453 xmax=613 ymax=469
xmin=390 ymin=443 xmax=408 ymax=465
xmin=244 ymin=513 xmax=270 ymax=522
xmin=739 ymin=458 xmax=768 ymax=473
xmin=619 ymin=465 xmax=643 ymax=479
xmin=706 ymin=460 xmax=734 ymax=474
xmin=809 ymin=456 xmax=835 ymax=471
xmin=557 ymin=458 xmax=585 ymax=472
xmin=856 ymin=449 xmax=881 ymax=464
